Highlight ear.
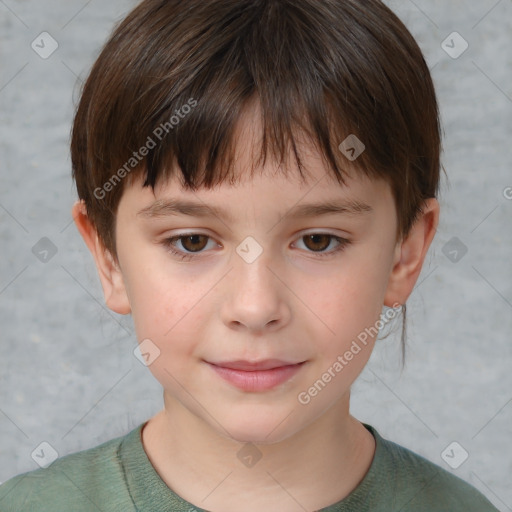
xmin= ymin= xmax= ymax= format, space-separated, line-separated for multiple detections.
xmin=72 ymin=200 xmax=131 ymax=315
xmin=384 ymin=198 xmax=440 ymax=307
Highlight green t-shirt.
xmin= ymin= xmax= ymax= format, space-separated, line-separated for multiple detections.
xmin=0 ymin=422 xmax=499 ymax=511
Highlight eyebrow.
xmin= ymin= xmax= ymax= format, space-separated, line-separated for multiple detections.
xmin=137 ymin=198 xmax=373 ymax=222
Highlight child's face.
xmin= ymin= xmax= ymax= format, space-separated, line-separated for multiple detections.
xmin=107 ymin=118 xmax=405 ymax=443
xmin=75 ymin=103 xmax=430 ymax=445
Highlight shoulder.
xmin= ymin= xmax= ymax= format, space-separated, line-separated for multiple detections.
xmin=368 ymin=425 xmax=499 ymax=511
xmin=0 ymin=426 xmax=141 ymax=512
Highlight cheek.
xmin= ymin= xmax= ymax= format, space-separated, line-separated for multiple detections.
xmin=131 ymin=284 xmax=203 ymax=343
xmin=124 ymin=262 xmax=216 ymax=374
xmin=123 ymin=245 xmax=219 ymax=326
xmin=128 ymin=274 xmax=204 ymax=389
xmin=120 ymin=251 xmax=187 ymax=331
xmin=307 ymin=265 xmax=387 ymax=332
xmin=304 ymin=253 xmax=392 ymax=365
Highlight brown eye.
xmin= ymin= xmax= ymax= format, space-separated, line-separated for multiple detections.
xmin=295 ymin=234 xmax=351 ymax=258
xmin=302 ymin=234 xmax=332 ymax=252
xmin=179 ymin=234 xmax=209 ymax=252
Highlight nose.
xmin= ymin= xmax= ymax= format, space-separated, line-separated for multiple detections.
xmin=220 ymin=249 xmax=291 ymax=334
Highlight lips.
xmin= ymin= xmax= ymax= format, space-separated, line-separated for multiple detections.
xmin=208 ymin=359 xmax=304 ymax=371
xmin=206 ymin=359 xmax=307 ymax=392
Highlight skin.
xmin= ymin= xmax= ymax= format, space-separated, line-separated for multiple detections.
xmin=73 ymin=103 xmax=439 ymax=511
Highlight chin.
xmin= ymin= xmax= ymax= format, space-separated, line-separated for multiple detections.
xmin=215 ymin=408 xmax=303 ymax=446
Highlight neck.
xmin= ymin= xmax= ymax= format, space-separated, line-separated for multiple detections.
xmin=141 ymin=392 xmax=376 ymax=512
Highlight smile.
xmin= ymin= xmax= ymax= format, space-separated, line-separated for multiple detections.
xmin=206 ymin=361 xmax=306 ymax=392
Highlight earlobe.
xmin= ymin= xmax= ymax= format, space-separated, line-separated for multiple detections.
xmin=383 ymin=198 xmax=440 ymax=307
xmin=71 ymin=200 xmax=131 ymax=315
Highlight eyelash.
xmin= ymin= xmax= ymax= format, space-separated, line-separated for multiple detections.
xmin=161 ymin=233 xmax=352 ymax=261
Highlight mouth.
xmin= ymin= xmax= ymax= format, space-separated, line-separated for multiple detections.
xmin=205 ymin=359 xmax=307 ymax=392
xmin=208 ymin=359 xmax=305 ymax=371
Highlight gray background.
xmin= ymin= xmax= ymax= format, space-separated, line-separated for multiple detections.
xmin=0 ymin=0 xmax=511 ymax=509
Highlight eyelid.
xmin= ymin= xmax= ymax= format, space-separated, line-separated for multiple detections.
xmin=161 ymin=230 xmax=352 ymax=260
xmin=168 ymin=232 xmax=220 ymax=250
xmin=292 ymin=232 xmax=350 ymax=254
xmin=162 ymin=228 xmax=347 ymax=246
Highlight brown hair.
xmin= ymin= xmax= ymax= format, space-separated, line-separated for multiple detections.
xmin=71 ymin=0 xmax=443 ymax=359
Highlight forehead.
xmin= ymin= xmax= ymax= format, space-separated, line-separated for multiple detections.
xmin=120 ymin=99 xmax=393 ymax=218
xmin=120 ymin=163 xmax=393 ymax=231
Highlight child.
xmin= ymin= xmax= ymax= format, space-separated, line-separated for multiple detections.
xmin=0 ymin=0 xmax=500 ymax=510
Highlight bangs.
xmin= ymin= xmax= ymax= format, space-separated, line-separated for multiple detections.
xmin=72 ymin=0 xmax=440 ymax=254
xmin=124 ymin=0 xmax=387 ymax=193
